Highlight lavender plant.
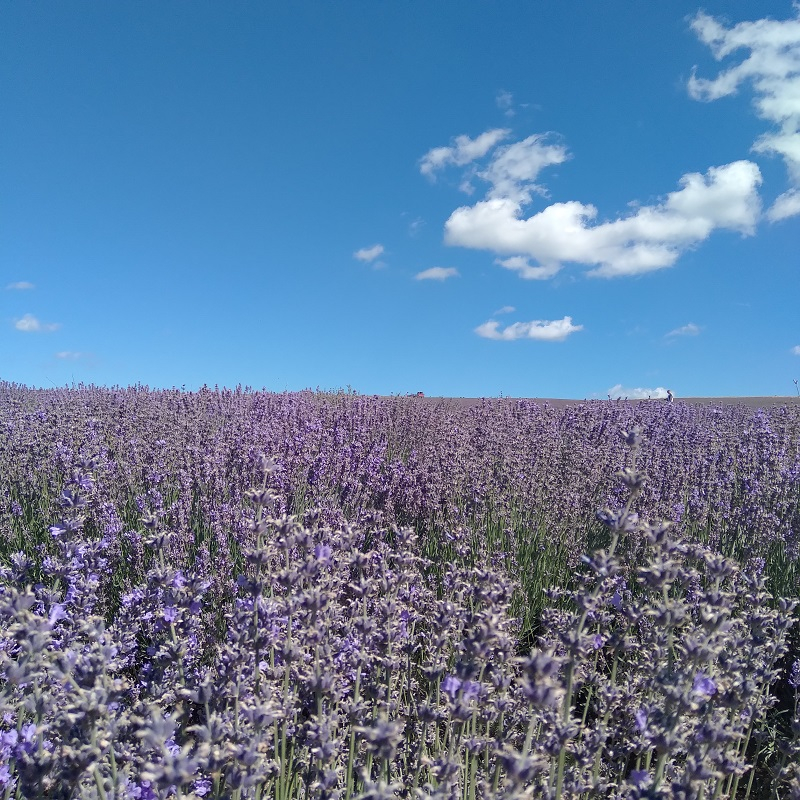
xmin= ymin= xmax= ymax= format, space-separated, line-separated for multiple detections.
xmin=0 ymin=384 xmax=799 ymax=798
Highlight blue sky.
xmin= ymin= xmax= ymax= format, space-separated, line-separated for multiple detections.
xmin=2 ymin=1 xmax=799 ymax=399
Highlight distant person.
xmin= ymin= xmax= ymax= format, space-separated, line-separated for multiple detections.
xmin=666 ymin=389 xmax=674 ymax=402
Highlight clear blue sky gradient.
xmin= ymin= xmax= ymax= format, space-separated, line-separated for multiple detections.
xmin=2 ymin=2 xmax=798 ymax=398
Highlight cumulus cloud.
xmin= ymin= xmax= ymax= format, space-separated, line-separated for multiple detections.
xmin=419 ymin=129 xmax=510 ymax=178
xmin=445 ymin=159 xmax=762 ymax=278
xmin=667 ymin=322 xmax=701 ymax=337
xmin=767 ymin=188 xmax=800 ymax=221
xmin=608 ymin=384 xmax=669 ymax=400
xmin=14 ymin=313 xmax=60 ymax=332
xmin=475 ymin=315 xmax=582 ymax=341
xmin=688 ymin=8 xmax=800 ymax=183
xmin=414 ymin=267 xmax=459 ymax=281
xmin=792 ymin=344 xmax=800 ymax=355
xmin=354 ymin=244 xmax=385 ymax=263
xmin=6 ymin=281 xmax=34 ymax=290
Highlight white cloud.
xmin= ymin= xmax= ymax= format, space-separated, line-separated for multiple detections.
xmin=475 ymin=315 xmax=582 ymax=341
xmin=493 ymin=305 xmax=516 ymax=315
xmin=419 ymin=129 xmax=510 ymax=178
xmin=496 ymin=90 xmax=515 ymax=117
xmin=688 ymin=8 xmax=800 ymax=183
xmin=354 ymin=244 xmax=385 ymax=263
xmin=6 ymin=281 xmax=34 ymax=290
xmin=408 ymin=217 xmax=425 ymax=236
xmin=495 ymin=256 xmax=563 ymax=280
xmin=445 ymin=159 xmax=762 ymax=278
xmin=608 ymin=383 xmax=669 ymax=400
xmin=14 ymin=313 xmax=60 ymax=332
xmin=55 ymin=351 xmax=83 ymax=360
xmin=414 ymin=267 xmax=459 ymax=281
xmin=479 ymin=134 xmax=569 ymax=203
xmin=792 ymin=344 xmax=800 ymax=355
xmin=767 ymin=188 xmax=800 ymax=220
xmin=667 ymin=322 xmax=701 ymax=337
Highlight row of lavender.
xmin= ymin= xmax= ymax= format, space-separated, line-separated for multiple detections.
xmin=2 ymin=384 xmax=799 ymax=623
xmin=0 ymin=383 xmax=799 ymax=798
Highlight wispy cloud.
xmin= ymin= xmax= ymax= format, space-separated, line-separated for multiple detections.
xmin=495 ymin=256 xmax=562 ymax=280
xmin=14 ymin=313 xmax=60 ymax=332
xmin=767 ymin=188 xmax=800 ymax=221
xmin=608 ymin=383 xmax=669 ymax=400
xmin=493 ymin=305 xmax=516 ymax=315
xmin=354 ymin=244 xmax=385 ymax=263
xmin=496 ymin=90 xmax=515 ymax=117
xmin=419 ymin=129 xmax=510 ymax=178
xmin=666 ymin=322 xmax=701 ymax=337
xmin=478 ymin=134 xmax=569 ymax=203
xmin=414 ymin=267 xmax=459 ymax=281
xmin=475 ymin=315 xmax=582 ymax=341
xmin=688 ymin=8 xmax=800 ymax=185
xmin=55 ymin=351 xmax=84 ymax=360
xmin=792 ymin=345 xmax=800 ymax=355
xmin=408 ymin=217 xmax=425 ymax=236
xmin=5 ymin=281 xmax=34 ymax=290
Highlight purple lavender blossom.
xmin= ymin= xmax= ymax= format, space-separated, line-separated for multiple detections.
xmin=48 ymin=603 xmax=67 ymax=625
xmin=314 ymin=543 xmax=332 ymax=562
xmin=693 ymin=673 xmax=717 ymax=697
xmin=629 ymin=769 xmax=650 ymax=787
xmin=461 ymin=680 xmax=481 ymax=701
xmin=441 ymin=675 xmax=462 ymax=698
xmin=0 ymin=730 xmax=18 ymax=750
xmin=635 ymin=708 xmax=648 ymax=733
xmin=788 ymin=659 xmax=800 ymax=689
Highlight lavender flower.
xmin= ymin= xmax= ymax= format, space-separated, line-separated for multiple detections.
xmin=0 ymin=384 xmax=798 ymax=798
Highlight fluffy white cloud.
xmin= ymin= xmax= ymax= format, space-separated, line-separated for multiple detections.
xmin=14 ymin=313 xmax=60 ymax=332
xmin=445 ymin=160 xmax=761 ymax=278
xmin=6 ymin=281 xmax=34 ymax=290
xmin=475 ymin=315 xmax=582 ymax=341
xmin=667 ymin=322 xmax=701 ymax=337
xmin=354 ymin=244 xmax=385 ymax=263
xmin=767 ymin=188 xmax=800 ymax=220
xmin=688 ymin=8 xmax=800 ymax=183
xmin=414 ymin=267 xmax=459 ymax=281
xmin=419 ymin=129 xmax=510 ymax=178
xmin=608 ymin=384 xmax=669 ymax=400
xmin=792 ymin=345 xmax=800 ymax=355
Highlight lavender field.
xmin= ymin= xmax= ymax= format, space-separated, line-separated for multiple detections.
xmin=1 ymin=382 xmax=799 ymax=799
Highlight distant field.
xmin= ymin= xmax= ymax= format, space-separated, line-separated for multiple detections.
xmin=384 ymin=395 xmax=800 ymax=409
